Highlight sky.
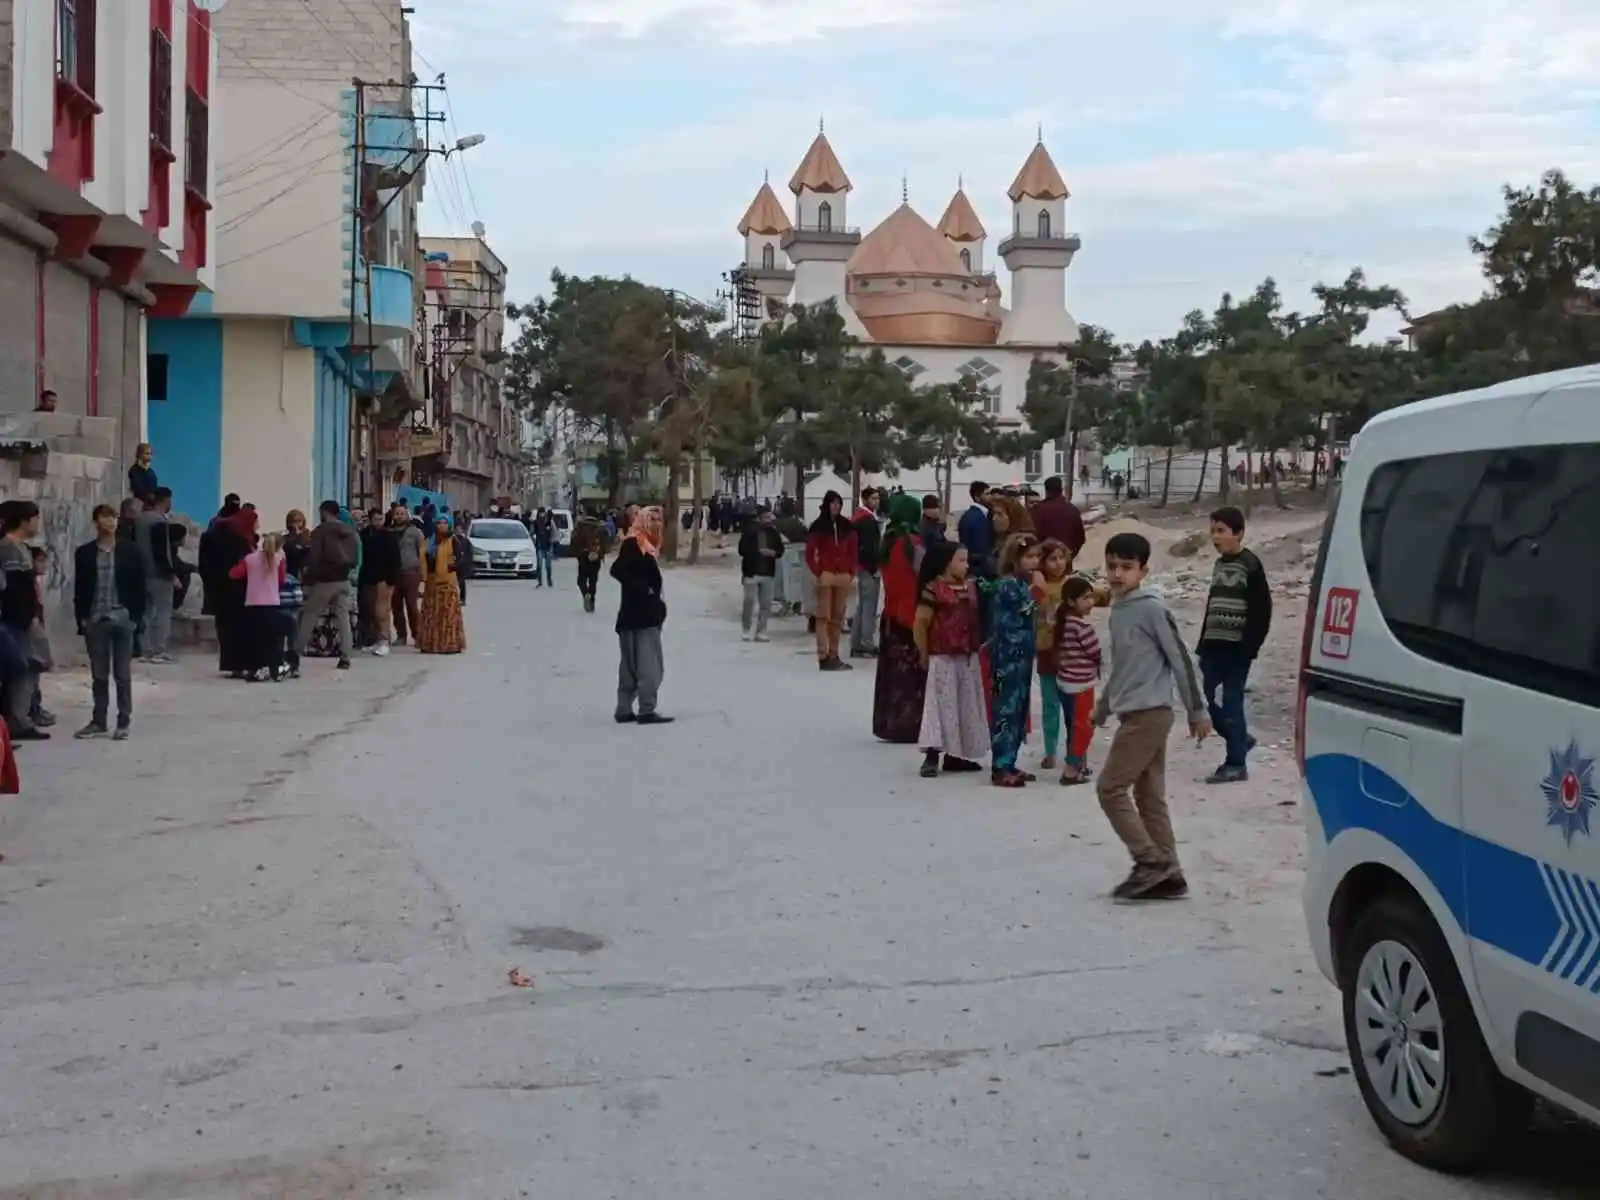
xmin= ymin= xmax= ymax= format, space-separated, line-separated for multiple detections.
xmin=411 ymin=0 xmax=1600 ymax=345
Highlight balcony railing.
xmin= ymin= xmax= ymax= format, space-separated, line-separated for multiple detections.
xmin=788 ymin=221 xmax=860 ymax=235
xmin=149 ymin=31 xmax=172 ymax=152
xmin=184 ymin=87 xmax=208 ymax=197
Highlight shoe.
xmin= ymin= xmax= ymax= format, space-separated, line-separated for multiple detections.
xmin=920 ymin=751 xmax=940 ymax=778
xmin=75 ymin=722 xmax=108 ymax=740
xmin=1111 ymin=862 xmax=1178 ymax=902
xmin=113 ymin=724 xmax=130 ymax=742
xmin=636 ymin=713 xmax=674 ymax=725
xmin=337 ymin=658 xmax=351 ymax=670
xmin=1205 ymin=764 xmax=1249 ymax=785
xmin=373 ymin=642 xmax=390 ymax=657
xmin=1141 ymin=873 xmax=1189 ymax=900
xmin=1246 ymin=734 xmax=1258 ymax=753
xmin=741 ymin=630 xmax=753 ymax=642
xmin=991 ymin=769 xmax=1026 ymax=788
xmin=288 ymin=667 xmax=301 ymax=680
xmin=615 ymin=712 xmax=637 ymax=724
xmin=819 ymin=659 xmax=837 ymax=671
xmin=833 ymin=657 xmax=854 ymax=671
xmin=1040 ymin=755 xmax=1056 ymax=770
xmin=14 ymin=728 xmax=48 ymax=740
xmin=33 ymin=710 xmax=56 ymax=728
xmin=753 ymin=633 xmax=770 ymax=643
xmin=150 ymin=653 xmax=175 ymax=664
xmin=942 ymin=757 xmax=983 ymax=773
xmin=1059 ymin=769 xmax=1087 ymax=786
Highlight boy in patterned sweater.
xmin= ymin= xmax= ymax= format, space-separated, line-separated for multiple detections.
xmin=1197 ymin=506 xmax=1272 ymax=784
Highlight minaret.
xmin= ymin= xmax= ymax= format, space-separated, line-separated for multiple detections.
xmin=737 ymin=174 xmax=795 ymax=319
xmin=998 ymin=136 xmax=1080 ymax=346
xmin=780 ymin=125 xmax=867 ymax=336
xmin=936 ymin=178 xmax=987 ymax=274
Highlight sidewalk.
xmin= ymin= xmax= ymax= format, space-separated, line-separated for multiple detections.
xmin=0 ymin=648 xmax=438 ymax=1007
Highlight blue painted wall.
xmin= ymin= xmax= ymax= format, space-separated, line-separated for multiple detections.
xmin=146 ymin=318 xmax=223 ymax=520
xmin=313 ymin=348 xmax=350 ymax=507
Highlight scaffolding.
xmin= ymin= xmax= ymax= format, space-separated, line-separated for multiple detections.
xmin=722 ymin=266 xmax=762 ymax=343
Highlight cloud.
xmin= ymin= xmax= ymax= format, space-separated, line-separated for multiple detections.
xmin=413 ymin=0 xmax=1600 ymax=343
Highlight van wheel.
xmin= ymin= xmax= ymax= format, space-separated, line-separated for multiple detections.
xmin=1340 ymin=893 xmax=1532 ymax=1171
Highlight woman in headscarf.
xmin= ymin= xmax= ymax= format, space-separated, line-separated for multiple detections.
xmin=416 ymin=515 xmax=466 ymax=654
xmin=304 ymin=506 xmax=363 ymax=657
xmin=611 ymin=506 xmax=670 ymax=723
xmin=871 ymin=492 xmax=927 ymax=743
xmin=202 ymin=508 xmax=256 ymax=677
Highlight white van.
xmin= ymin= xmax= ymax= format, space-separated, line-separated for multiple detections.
xmin=1299 ymin=363 xmax=1600 ymax=1170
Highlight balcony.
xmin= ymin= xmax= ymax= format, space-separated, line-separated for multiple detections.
xmin=352 ymin=263 xmax=416 ymax=343
xmin=363 ymin=108 xmax=420 ymax=180
xmin=997 ymin=230 xmax=1082 ymax=257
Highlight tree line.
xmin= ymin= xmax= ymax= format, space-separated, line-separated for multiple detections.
xmin=504 ymin=168 xmax=1600 ymax=557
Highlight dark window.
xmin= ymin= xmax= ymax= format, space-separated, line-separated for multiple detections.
xmin=1037 ymin=209 xmax=1051 ymax=238
xmin=1360 ymin=444 xmax=1600 ymax=707
xmin=960 ymin=248 xmax=971 ymax=270
xmin=817 ymin=201 xmax=831 ymax=231
xmin=184 ymin=87 xmax=207 ymax=196
xmin=761 ymin=243 xmax=774 ymax=269
xmin=147 ymin=353 xmax=169 ymax=402
xmin=149 ymin=30 xmax=172 ymax=150
xmin=56 ymin=0 xmax=95 ymax=93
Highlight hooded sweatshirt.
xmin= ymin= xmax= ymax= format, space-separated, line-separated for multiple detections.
xmin=1092 ymin=586 xmax=1206 ymax=725
xmin=805 ymin=493 xmax=858 ymax=577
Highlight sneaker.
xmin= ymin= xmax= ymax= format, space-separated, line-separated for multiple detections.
xmin=113 ymin=724 xmax=130 ymax=742
xmin=33 ymin=710 xmax=56 ymax=728
xmin=614 ymin=712 xmax=637 ymax=724
xmin=1205 ymin=764 xmax=1249 ymax=785
xmin=1111 ymin=862 xmax=1178 ymax=902
xmin=753 ymin=633 xmax=770 ymax=643
xmin=636 ymin=713 xmax=675 ymax=725
xmin=336 ymin=658 xmax=351 ymax=670
xmin=74 ymin=722 xmax=108 ymax=740
xmin=919 ymin=751 xmax=940 ymax=778
xmin=1141 ymin=873 xmax=1189 ymax=900
xmin=372 ymin=642 xmax=390 ymax=657
xmin=741 ymin=630 xmax=753 ymax=642
xmin=150 ymin=653 xmax=175 ymax=664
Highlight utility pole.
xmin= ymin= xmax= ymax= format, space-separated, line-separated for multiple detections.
xmin=347 ymin=79 xmax=364 ymax=509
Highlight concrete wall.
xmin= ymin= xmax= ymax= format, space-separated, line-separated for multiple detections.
xmin=0 ymin=0 xmax=13 ymax=148
xmin=146 ymin=317 xmax=224 ymax=521
xmin=9 ymin=0 xmax=54 ymax=167
xmin=220 ymin=318 xmax=316 ymax=526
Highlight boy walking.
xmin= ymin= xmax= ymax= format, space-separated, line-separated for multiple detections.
xmin=74 ymin=504 xmax=145 ymax=739
xmin=1093 ymin=531 xmax=1210 ymax=901
xmin=1196 ymin=506 xmax=1271 ymax=784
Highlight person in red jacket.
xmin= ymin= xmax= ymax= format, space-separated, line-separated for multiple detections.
xmin=805 ymin=490 xmax=858 ymax=671
xmin=1030 ymin=476 xmax=1087 ymax=562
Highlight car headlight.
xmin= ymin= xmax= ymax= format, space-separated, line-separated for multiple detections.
xmin=517 ymin=550 xmax=534 ymax=562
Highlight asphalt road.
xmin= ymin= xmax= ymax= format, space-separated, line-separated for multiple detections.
xmin=0 ymin=561 xmax=1594 ymax=1197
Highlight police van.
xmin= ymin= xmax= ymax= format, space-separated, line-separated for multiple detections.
xmin=1299 ymin=363 xmax=1600 ymax=1169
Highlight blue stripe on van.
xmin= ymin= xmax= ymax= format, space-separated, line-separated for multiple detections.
xmin=1305 ymin=753 xmax=1600 ymax=987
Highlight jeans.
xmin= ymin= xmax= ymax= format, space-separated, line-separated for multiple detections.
xmin=298 ymin=581 xmax=353 ymax=660
xmin=144 ymin=574 xmax=174 ymax=656
xmin=536 ymin=547 xmax=554 ymax=586
xmin=85 ymin=620 xmax=135 ymax=727
xmin=1199 ymin=650 xmax=1252 ymax=767
xmin=276 ymin=608 xmax=301 ymax=672
xmin=851 ymin=570 xmax=880 ymax=653
xmin=741 ymin=576 xmax=774 ymax=635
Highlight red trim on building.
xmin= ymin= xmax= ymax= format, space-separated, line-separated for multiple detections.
xmin=147 ymin=283 xmax=197 ymax=318
xmin=90 ymin=245 xmax=145 ymax=287
xmin=87 ymin=285 xmax=100 ymax=417
xmin=38 ymin=213 xmax=101 ymax=260
xmin=48 ymin=0 xmax=101 ymax=189
xmin=180 ymin=6 xmax=210 ymax=269
xmin=144 ymin=0 xmax=176 ymax=235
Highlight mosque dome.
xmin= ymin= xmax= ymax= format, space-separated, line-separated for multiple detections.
xmin=846 ymin=203 xmax=1000 ymax=345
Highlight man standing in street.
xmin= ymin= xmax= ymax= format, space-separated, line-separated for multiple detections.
xmin=737 ymin=503 xmax=783 ymax=641
xmin=388 ymin=502 xmax=424 ymax=647
xmin=74 ymin=504 xmax=144 ymax=740
xmin=533 ymin=509 xmax=556 ymax=587
xmin=850 ymin=487 xmax=882 ymax=659
xmin=0 ymin=502 xmax=43 ymax=738
xmin=359 ymin=508 xmax=400 ymax=657
xmin=957 ymin=480 xmax=993 ymax=570
xmin=1031 ymin=476 xmax=1087 ymax=562
xmin=133 ymin=487 xmax=176 ymax=663
xmin=298 ymin=501 xmax=359 ymax=669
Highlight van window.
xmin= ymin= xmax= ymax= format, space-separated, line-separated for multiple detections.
xmin=1361 ymin=444 xmax=1600 ymax=707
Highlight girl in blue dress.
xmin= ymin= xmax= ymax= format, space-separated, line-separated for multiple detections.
xmin=983 ymin=533 xmax=1043 ymax=787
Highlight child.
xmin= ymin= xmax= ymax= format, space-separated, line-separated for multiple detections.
xmin=1054 ymin=575 xmax=1102 ymax=784
xmin=1197 ymin=506 xmax=1272 ymax=784
xmin=26 ymin=547 xmax=53 ymax=729
xmin=1032 ymin=539 xmax=1071 ymax=769
xmin=278 ymin=540 xmax=304 ymax=680
xmin=984 ymin=533 xmax=1042 ymax=788
xmin=1092 ymin=531 xmax=1210 ymax=901
xmin=912 ymin=542 xmax=987 ymax=778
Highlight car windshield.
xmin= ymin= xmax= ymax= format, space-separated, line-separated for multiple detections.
xmin=552 ymin=513 xmax=571 ymax=529
xmin=470 ymin=521 xmax=529 ymax=540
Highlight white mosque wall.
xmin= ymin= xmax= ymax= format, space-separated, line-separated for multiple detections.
xmin=1008 ymin=195 xmax=1066 ymax=240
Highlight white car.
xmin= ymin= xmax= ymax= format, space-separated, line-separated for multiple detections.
xmin=548 ymin=508 xmax=573 ymax=555
xmin=1299 ymin=362 xmax=1600 ymax=1171
xmin=466 ymin=518 xmax=537 ymax=578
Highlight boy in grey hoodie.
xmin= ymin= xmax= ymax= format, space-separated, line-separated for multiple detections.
xmin=1092 ymin=531 xmax=1210 ymax=901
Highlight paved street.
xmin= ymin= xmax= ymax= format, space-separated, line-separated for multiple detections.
xmin=0 ymin=562 xmax=1594 ymax=1198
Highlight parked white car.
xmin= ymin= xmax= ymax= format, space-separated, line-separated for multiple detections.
xmin=466 ymin=518 xmax=537 ymax=579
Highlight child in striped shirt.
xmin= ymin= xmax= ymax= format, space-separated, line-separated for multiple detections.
xmin=1053 ymin=575 xmax=1102 ymax=784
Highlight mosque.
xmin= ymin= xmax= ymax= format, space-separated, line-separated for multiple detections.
xmin=733 ymin=128 xmax=1095 ymax=498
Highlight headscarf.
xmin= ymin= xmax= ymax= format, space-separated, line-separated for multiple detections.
xmin=228 ymin=507 xmax=259 ymax=545
xmin=427 ymin=514 xmax=453 ymax=557
xmin=623 ymin=506 xmax=662 ymax=556
xmin=988 ymin=494 xmax=1033 ymax=537
xmin=210 ymin=497 xmax=242 ymax=531
xmin=883 ymin=492 xmax=923 ymax=566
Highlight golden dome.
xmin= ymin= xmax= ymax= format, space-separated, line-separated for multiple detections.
xmin=1008 ymin=142 xmax=1069 ymax=201
xmin=787 ymin=133 xmax=851 ymax=194
xmin=848 ymin=203 xmax=968 ymax=276
xmin=936 ymin=188 xmax=985 ymax=241
xmin=737 ymin=181 xmax=791 ymax=236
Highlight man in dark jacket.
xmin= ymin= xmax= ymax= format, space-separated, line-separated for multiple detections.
xmin=612 ymin=511 xmax=671 ymax=724
xmin=570 ymin=512 xmax=609 ymax=612
xmin=298 ymin=501 xmax=359 ymax=668
xmin=849 ymin=487 xmax=882 ymax=658
xmin=737 ymin=504 xmax=783 ymax=641
xmin=74 ymin=503 xmax=145 ymax=739
xmin=0 ymin=501 xmax=42 ymax=738
xmin=358 ymin=508 xmax=401 ymax=656
xmin=1031 ymin=475 xmax=1087 ymax=561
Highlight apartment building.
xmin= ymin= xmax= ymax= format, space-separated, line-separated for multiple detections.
xmin=146 ymin=0 xmax=427 ymax=524
xmin=416 ymin=233 xmax=518 ymax=513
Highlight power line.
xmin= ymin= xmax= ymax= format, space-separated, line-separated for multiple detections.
xmin=219 ymin=153 xmax=347 ymax=230
xmin=188 ymin=5 xmax=347 ymax=117
xmin=441 ymin=84 xmax=482 ymax=221
xmin=217 ymin=111 xmax=337 ymax=188
xmin=296 ymin=0 xmax=367 ymax=67
xmin=217 ymin=215 xmax=342 ymax=269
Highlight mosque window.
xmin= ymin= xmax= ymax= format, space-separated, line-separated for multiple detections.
xmin=958 ymin=357 xmax=1003 ymax=414
xmin=960 ymin=248 xmax=971 ymax=270
xmin=818 ymin=201 xmax=832 ymax=231
xmin=761 ymin=244 xmax=775 ymax=269
xmin=1037 ymin=209 xmax=1051 ymax=238
xmin=892 ymin=355 xmax=926 ymax=380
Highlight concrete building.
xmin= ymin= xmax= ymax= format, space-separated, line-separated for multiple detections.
xmin=415 ymin=233 xmax=518 ymax=513
xmin=731 ymin=131 xmax=1085 ymax=499
xmin=147 ymin=0 xmax=429 ymax=526
xmin=0 ymin=0 xmax=216 ymax=658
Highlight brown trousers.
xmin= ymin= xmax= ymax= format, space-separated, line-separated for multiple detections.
xmin=391 ymin=570 xmax=422 ymax=643
xmin=813 ymin=572 xmax=852 ymax=659
xmin=1095 ymin=707 xmax=1179 ymax=868
xmin=361 ymin=582 xmax=394 ymax=644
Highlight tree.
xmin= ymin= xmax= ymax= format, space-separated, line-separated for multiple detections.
xmin=751 ymin=300 xmax=857 ymax=512
xmin=896 ymin=373 xmax=1013 ymax=514
xmin=1019 ymin=325 xmax=1122 ymax=498
xmin=799 ymin=349 xmax=912 ymax=500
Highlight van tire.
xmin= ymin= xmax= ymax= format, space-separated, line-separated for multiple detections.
xmin=1339 ymin=892 xmax=1532 ymax=1171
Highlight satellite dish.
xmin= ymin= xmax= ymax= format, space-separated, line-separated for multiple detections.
xmin=471 ymin=221 xmax=486 ymax=238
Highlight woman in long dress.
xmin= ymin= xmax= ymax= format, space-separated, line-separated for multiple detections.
xmin=417 ymin=516 xmax=466 ymax=654
xmin=872 ymin=494 xmax=926 ymax=743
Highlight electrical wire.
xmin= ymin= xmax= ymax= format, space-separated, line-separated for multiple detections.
xmin=295 ymin=0 xmax=368 ymax=69
xmin=219 ymin=151 xmax=349 ymax=230
xmin=216 ymin=111 xmax=337 ymax=188
xmin=441 ymin=86 xmax=482 ymax=222
xmin=187 ymin=5 xmax=347 ymax=117
xmin=216 ymin=215 xmax=344 ymax=269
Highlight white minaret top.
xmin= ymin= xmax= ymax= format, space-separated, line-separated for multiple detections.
xmin=779 ymin=129 xmax=866 ymax=336
xmin=737 ymin=175 xmax=793 ymax=270
xmin=788 ymin=129 xmax=852 ymax=232
xmin=936 ymin=180 xmax=987 ymax=275
xmin=998 ymin=139 xmax=1079 ymax=346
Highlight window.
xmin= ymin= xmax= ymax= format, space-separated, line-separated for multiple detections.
xmin=984 ymin=387 xmax=1002 ymax=416
xmin=184 ymin=86 xmax=208 ymax=197
xmin=1037 ymin=209 xmax=1051 ymax=238
xmin=56 ymin=0 xmax=94 ymax=92
xmin=1025 ymin=452 xmax=1042 ymax=479
xmin=147 ymin=353 xmax=169 ymax=402
xmin=817 ymin=201 xmax=832 ymax=231
xmin=761 ymin=243 xmax=774 ymax=269
xmin=1360 ymin=444 xmax=1600 ymax=708
xmin=891 ymin=354 xmax=925 ymax=381
xmin=1054 ymin=448 xmax=1066 ymax=476
xmin=960 ymin=248 xmax=971 ymax=271
xmin=149 ymin=31 xmax=172 ymax=150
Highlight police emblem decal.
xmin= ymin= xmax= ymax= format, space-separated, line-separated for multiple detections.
xmin=1542 ymin=741 xmax=1600 ymax=846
